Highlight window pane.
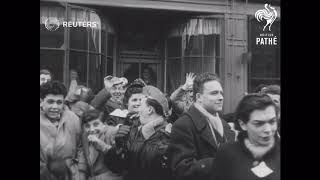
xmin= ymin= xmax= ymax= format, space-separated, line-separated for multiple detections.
xmin=123 ymin=63 xmax=139 ymax=84
xmin=249 ymin=19 xmax=280 ymax=93
xmin=167 ymin=59 xmax=181 ymax=94
xmin=40 ymin=4 xmax=65 ymax=48
xmin=88 ymin=54 xmax=102 ymax=93
xmin=69 ymin=51 xmax=87 ymax=86
xmin=70 ymin=27 xmax=88 ymax=50
xmin=141 ymin=63 xmax=157 ymax=87
xmin=167 ymin=37 xmax=182 ymax=58
xmin=250 ymin=51 xmax=280 ymax=78
xmin=185 ymin=57 xmax=202 ymax=74
xmin=203 ymin=57 xmax=216 ymax=74
xmin=107 ymin=34 xmax=114 ymax=56
xmin=40 ymin=50 xmax=64 ymax=82
xmin=107 ymin=57 xmax=113 ymax=76
xmin=185 ymin=35 xmax=202 ymax=56
xmin=203 ymin=34 xmax=220 ymax=56
xmin=89 ymin=28 xmax=100 ymax=52
xmin=101 ymin=30 xmax=106 ymax=56
xmin=69 ymin=8 xmax=88 ymax=50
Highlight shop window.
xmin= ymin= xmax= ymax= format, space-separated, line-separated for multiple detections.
xmin=248 ymin=18 xmax=280 ymax=92
xmin=166 ymin=18 xmax=221 ymax=94
xmin=40 ymin=1 xmax=116 ymax=92
xmin=40 ymin=2 xmax=65 ymax=48
xmin=40 ymin=50 xmax=64 ymax=82
xmin=69 ymin=51 xmax=87 ymax=85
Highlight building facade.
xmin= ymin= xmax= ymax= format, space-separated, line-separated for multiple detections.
xmin=40 ymin=0 xmax=280 ymax=114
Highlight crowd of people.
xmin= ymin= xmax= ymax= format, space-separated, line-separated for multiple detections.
xmin=40 ymin=69 xmax=281 ymax=180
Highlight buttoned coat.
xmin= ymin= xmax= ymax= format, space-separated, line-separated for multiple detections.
xmin=167 ymin=105 xmax=236 ymax=180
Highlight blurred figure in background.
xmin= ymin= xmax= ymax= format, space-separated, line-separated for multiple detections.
xmin=40 ymin=69 xmax=52 ymax=86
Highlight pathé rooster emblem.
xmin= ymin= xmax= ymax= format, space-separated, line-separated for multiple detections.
xmin=255 ymin=4 xmax=277 ymax=31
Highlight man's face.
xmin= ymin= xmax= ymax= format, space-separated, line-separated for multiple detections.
xmin=41 ymin=94 xmax=64 ymax=120
xmin=240 ymin=105 xmax=278 ymax=147
xmin=197 ymin=80 xmax=224 ymax=114
xmin=40 ymin=74 xmax=51 ymax=85
xmin=83 ymin=118 xmax=105 ymax=136
xmin=127 ymin=93 xmax=144 ymax=113
xmin=110 ymin=84 xmax=125 ymax=102
xmin=138 ymin=97 xmax=152 ymax=125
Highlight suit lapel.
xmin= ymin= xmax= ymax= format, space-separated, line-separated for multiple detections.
xmin=188 ymin=105 xmax=218 ymax=150
xmin=221 ymin=120 xmax=236 ymax=142
xmin=200 ymin=124 xmax=218 ymax=150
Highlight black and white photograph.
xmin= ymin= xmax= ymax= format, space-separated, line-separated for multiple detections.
xmin=40 ymin=0 xmax=281 ymax=180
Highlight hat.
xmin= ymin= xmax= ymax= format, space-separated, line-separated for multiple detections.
xmin=142 ymin=85 xmax=169 ymax=115
xmin=261 ymin=85 xmax=280 ymax=95
xmin=104 ymin=76 xmax=128 ymax=87
xmin=128 ymin=78 xmax=147 ymax=89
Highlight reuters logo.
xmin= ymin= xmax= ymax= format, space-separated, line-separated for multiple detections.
xmin=44 ymin=17 xmax=60 ymax=31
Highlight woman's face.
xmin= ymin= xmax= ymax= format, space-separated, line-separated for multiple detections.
xmin=127 ymin=93 xmax=144 ymax=113
xmin=138 ymin=97 xmax=152 ymax=125
xmin=240 ymin=105 xmax=278 ymax=147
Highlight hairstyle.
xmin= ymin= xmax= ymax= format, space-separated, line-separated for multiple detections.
xmin=40 ymin=80 xmax=67 ymax=99
xmin=40 ymin=69 xmax=51 ymax=76
xmin=146 ymin=98 xmax=165 ymax=117
xmin=253 ymin=84 xmax=268 ymax=93
xmin=193 ymin=72 xmax=221 ymax=101
xmin=234 ymin=93 xmax=277 ymax=139
xmin=262 ymin=85 xmax=280 ymax=95
xmin=81 ymin=109 xmax=104 ymax=125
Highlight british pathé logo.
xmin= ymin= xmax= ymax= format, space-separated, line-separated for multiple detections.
xmin=255 ymin=4 xmax=278 ymax=46
xmin=45 ymin=17 xmax=60 ymax=31
xmin=255 ymin=4 xmax=277 ymax=31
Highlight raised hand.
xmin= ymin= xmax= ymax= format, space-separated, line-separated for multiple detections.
xmin=182 ymin=72 xmax=196 ymax=90
xmin=88 ymin=134 xmax=111 ymax=152
xmin=104 ymin=75 xmax=114 ymax=90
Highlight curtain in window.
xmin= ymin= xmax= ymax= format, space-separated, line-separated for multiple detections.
xmin=167 ymin=18 xmax=221 ymax=93
xmin=168 ymin=19 xmax=221 ymax=37
xmin=40 ymin=5 xmax=65 ymax=24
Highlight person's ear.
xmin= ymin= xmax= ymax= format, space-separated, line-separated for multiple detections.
xmin=238 ymin=120 xmax=247 ymax=131
xmin=40 ymin=98 xmax=44 ymax=108
xmin=148 ymin=106 xmax=153 ymax=115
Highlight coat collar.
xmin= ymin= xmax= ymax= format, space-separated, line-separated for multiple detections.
xmin=187 ymin=105 xmax=218 ymax=149
xmin=186 ymin=105 xmax=235 ymax=149
xmin=40 ymin=108 xmax=71 ymax=130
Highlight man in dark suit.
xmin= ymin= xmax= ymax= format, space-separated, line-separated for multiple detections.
xmin=168 ymin=72 xmax=235 ymax=180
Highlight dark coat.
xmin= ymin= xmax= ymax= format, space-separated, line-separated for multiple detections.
xmin=105 ymin=120 xmax=172 ymax=180
xmin=167 ymin=105 xmax=236 ymax=180
xmin=212 ymin=137 xmax=280 ymax=180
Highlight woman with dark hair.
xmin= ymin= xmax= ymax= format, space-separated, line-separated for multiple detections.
xmin=212 ymin=93 xmax=280 ymax=180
